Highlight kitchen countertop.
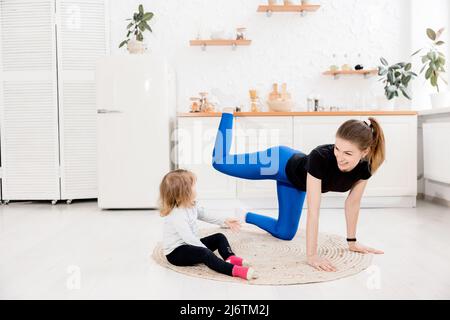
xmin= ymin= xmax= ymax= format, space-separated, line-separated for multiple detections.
xmin=417 ymin=107 xmax=450 ymax=116
xmin=178 ymin=111 xmax=418 ymax=117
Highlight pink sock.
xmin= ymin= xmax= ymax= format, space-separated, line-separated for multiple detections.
xmin=232 ymin=265 xmax=254 ymax=280
xmin=226 ymin=255 xmax=243 ymax=266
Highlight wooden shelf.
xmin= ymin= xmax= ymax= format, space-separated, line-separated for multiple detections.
xmin=323 ymin=69 xmax=378 ymax=79
xmin=257 ymin=4 xmax=320 ymax=16
xmin=190 ymin=39 xmax=252 ymax=50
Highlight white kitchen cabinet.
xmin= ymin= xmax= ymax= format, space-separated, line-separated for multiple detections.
xmin=422 ymin=122 xmax=450 ymax=184
xmin=235 ymin=116 xmax=293 ymax=199
xmin=418 ymin=110 xmax=450 ymax=205
xmin=362 ymin=116 xmax=417 ymax=197
xmin=177 ymin=117 xmax=236 ymax=199
xmin=292 ymin=116 xmax=357 ymax=153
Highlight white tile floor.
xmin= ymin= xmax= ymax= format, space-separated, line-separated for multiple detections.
xmin=1 ymin=199 xmax=449 ymax=300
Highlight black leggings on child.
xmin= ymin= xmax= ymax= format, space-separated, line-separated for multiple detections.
xmin=166 ymin=233 xmax=235 ymax=276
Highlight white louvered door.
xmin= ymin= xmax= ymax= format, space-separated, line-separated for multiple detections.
xmin=0 ymin=0 xmax=60 ymax=201
xmin=56 ymin=0 xmax=109 ymax=200
xmin=0 ymin=0 xmax=109 ymax=202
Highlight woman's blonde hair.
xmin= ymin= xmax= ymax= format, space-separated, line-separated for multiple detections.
xmin=159 ymin=169 xmax=197 ymax=217
xmin=336 ymin=117 xmax=386 ymax=174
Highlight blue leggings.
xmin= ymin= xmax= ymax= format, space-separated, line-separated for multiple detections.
xmin=212 ymin=113 xmax=306 ymax=240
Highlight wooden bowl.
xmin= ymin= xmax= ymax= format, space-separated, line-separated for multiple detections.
xmin=267 ymin=99 xmax=294 ymax=112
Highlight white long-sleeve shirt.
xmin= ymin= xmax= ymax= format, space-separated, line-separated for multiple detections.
xmin=162 ymin=203 xmax=227 ymax=255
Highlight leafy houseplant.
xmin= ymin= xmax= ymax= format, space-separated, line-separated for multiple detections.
xmin=412 ymin=28 xmax=447 ymax=92
xmin=119 ymin=4 xmax=154 ymax=53
xmin=412 ymin=27 xmax=449 ymax=108
xmin=378 ymin=57 xmax=417 ymax=101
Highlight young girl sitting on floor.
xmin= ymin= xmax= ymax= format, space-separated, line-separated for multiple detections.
xmin=159 ymin=169 xmax=257 ymax=280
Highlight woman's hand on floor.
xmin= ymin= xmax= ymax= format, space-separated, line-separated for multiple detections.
xmin=307 ymin=255 xmax=337 ymax=272
xmin=224 ymin=218 xmax=241 ymax=232
xmin=348 ymin=242 xmax=384 ymax=254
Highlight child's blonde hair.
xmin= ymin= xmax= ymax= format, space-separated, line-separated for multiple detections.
xmin=159 ymin=169 xmax=197 ymax=217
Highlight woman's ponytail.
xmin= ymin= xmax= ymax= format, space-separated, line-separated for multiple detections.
xmin=367 ymin=117 xmax=385 ymax=174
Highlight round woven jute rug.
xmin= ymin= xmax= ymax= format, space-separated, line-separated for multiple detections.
xmin=152 ymin=227 xmax=373 ymax=285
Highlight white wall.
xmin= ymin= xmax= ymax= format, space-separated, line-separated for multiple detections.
xmin=409 ymin=0 xmax=450 ymax=202
xmin=109 ymin=0 xmax=412 ymax=112
xmin=410 ymin=0 xmax=449 ymax=110
xmin=108 ymin=0 xmax=450 ymax=203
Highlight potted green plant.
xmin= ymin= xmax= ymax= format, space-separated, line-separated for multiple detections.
xmin=412 ymin=27 xmax=449 ymax=108
xmin=119 ymin=4 xmax=154 ymax=54
xmin=377 ymin=57 xmax=417 ymax=109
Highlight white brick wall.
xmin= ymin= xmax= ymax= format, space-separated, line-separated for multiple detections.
xmin=108 ymin=0 xmax=414 ymax=112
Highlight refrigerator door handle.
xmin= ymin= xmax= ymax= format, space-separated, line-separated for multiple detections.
xmin=97 ymin=109 xmax=123 ymax=114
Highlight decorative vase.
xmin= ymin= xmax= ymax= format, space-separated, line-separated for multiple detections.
xmin=430 ymin=91 xmax=450 ymax=109
xmin=127 ymin=40 xmax=145 ymax=54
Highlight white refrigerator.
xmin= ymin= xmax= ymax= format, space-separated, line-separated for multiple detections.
xmin=96 ymin=55 xmax=174 ymax=209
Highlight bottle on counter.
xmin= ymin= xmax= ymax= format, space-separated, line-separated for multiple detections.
xmin=249 ymin=89 xmax=262 ymax=112
xmin=307 ymin=95 xmax=314 ymax=112
xmin=190 ymin=97 xmax=201 ymax=112
xmin=236 ymin=27 xmax=246 ymax=40
xmin=280 ymin=83 xmax=292 ymax=100
xmin=269 ymin=83 xmax=279 ymax=101
xmin=199 ymin=92 xmax=209 ymax=112
xmin=314 ymin=95 xmax=321 ymax=111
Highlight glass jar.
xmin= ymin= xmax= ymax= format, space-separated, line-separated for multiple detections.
xmin=307 ymin=95 xmax=314 ymax=111
xmin=190 ymin=97 xmax=201 ymax=112
xmin=329 ymin=53 xmax=339 ymax=72
xmin=199 ymin=92 xmax=209 ymax=112
xmin=236 ymin=27 xmax=246 ymax=40
xmin=250 ymin=97 xmax=262 ymax=112
xmin=341 ymin=53 xmax=352 ymax=71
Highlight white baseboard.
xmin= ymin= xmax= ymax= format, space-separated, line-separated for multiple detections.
xmin=418 ymin=193 xmax=450 ymax=207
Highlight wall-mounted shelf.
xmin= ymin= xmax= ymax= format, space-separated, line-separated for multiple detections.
xmin=323 ymin=69 xmax=378 ymax=79
xmin=190 ymin=39 xmax=252 ymax=51
xmin=257 ymin=4 xmax=320 ymax=17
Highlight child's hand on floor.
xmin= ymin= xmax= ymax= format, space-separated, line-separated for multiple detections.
xmin=224 ymin=218 xmax=241 ymax=232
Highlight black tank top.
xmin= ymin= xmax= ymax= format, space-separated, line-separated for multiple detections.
xmin=285 ymin=144 xmax=372 ymax=193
